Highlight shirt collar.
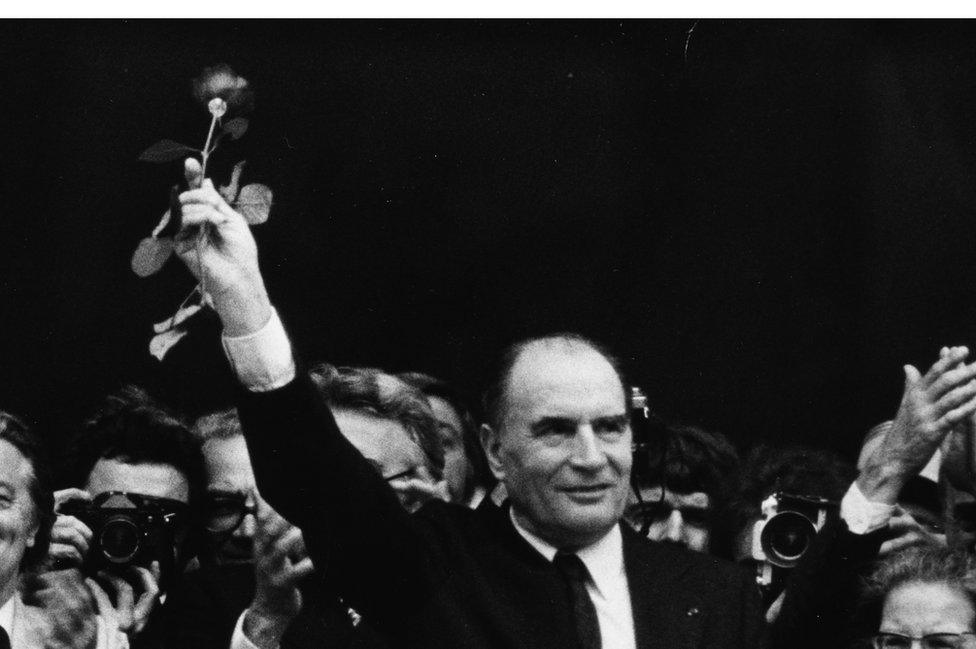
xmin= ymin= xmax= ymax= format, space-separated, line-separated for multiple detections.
xmin=0 ymin=591 xmax=16 ymax=637
xmin=509 ymin=507 xmax=625 ymax=597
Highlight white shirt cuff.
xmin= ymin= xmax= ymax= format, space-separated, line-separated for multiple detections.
xmin=221 ymin=307 xmax=297 ymax=392
xmin=841 ymin=480 xmax=897 ymax=535
xmin=230 ymin=610 xmax=265 ymax=649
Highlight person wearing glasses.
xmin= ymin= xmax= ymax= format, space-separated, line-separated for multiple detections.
xmin=865 ymin=543 xmax=976 ymax=649
xmin=161 ymin=408 xmax=344 ymax=649
xmin=50 ymin=386 xmax=206 ymax=649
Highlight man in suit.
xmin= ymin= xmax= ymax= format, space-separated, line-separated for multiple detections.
xmin=0 ymin=411 xmax=127 ymax=649
xmin=170 ymin=158 xmax=762 ymax=649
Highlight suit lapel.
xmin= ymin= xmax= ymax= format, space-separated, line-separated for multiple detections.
xmin=622 ymin=526 xmax=701 ymax=649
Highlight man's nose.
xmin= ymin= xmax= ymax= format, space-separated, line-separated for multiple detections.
xmin=570 ymin=427 xmax=607 ymax=469
xmin=234 ymin=504 xmax=257 ymax=539
xmin=664 ymin=510 xmax=684 ymax=542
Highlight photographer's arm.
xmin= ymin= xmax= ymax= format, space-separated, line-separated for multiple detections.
xmin=173 ymin=159 xmax=435 ymax=625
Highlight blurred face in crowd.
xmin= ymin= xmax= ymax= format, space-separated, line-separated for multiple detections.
xmin=484 ymin=340 xmax=632 ymax=550
xmin=334 ymin=409 xmax=441 ymax=513
xmin=626 ymin=485 xmax=711 ymax=552
xmin=428 ymin=396 xmax=473 ymax=504
xmin=0 ymin=440 xmax=40 ymax=599
xmin=202 ymin=435 xmax=257 ymax=564
xmin=878 ymin=582 xmax=975 ymax=647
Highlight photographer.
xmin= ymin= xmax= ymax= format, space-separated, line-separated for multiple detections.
xmin=51 ymin=386 xmax=206 ymax=649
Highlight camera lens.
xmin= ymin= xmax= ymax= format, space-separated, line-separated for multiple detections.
xmin=760 ymin=511 xmax=816 ymax=568
xmin=99 ymin=516 xmax=141 ymax=564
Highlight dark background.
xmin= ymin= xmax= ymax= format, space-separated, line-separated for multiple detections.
xmin=2 ymin=19 xmax=974 ymax=461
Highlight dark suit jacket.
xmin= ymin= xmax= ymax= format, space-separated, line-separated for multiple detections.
xmin=236 ymin=376 xmax=763 ymax=649
xmin=161 ymin=563 xmax=393 ymax=649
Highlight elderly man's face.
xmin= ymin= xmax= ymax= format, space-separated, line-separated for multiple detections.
xmin=202 ymin=436 xmax=258 ymax=564
xmin=335 ymin=409 xmax=441 ymax=513
xmin=485 ymin=342 xmax=632 ymax=549
xmin=0 ymin=440 xmax=40 ymax=591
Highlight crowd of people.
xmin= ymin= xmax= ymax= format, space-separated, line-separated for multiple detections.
xmin=3 ymin=157 xmax=976 ymax=648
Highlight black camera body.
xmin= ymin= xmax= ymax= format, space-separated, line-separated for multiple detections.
xmin=59 ymin=491 xmax=186 ymax=576
xmin=749 ymin=492 xmax=836 ymax=592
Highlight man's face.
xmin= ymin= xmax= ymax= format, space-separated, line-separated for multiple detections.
xmin=85 ymin=458 xmax=190 ymax=503
xmin=428 ymin=396 xmax=473 ymax=504
xmin=202 ymin=436 xmax=257 ymax=564
xmin=485 ymin=341 xmax=632 ymax=549
xmin=335 ymin=409 xmax=442 ymax=513
xmin=625 ymin=486 xmax=711 ymax=552
xmin=0 ymin=440 xmax=39 ymax=590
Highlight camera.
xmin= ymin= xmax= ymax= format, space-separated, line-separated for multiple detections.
xmin=59 ymin=491 xmax=189 ymax=576
xmin=748 ymin=492 xmax=836 ymax=591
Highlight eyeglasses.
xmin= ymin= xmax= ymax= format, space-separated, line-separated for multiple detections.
xmin=871 ymin=632 xmax=976 ymax=649
xmin=204 ymin=493 xmax=256 ymax=533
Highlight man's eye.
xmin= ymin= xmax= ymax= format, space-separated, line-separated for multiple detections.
xmin=538 ymin=423 xmax=575 ymax=437
xmin=594 ymin=420 xmax=627 ymax=438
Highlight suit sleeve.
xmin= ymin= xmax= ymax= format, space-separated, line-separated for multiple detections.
xmin=768 ymin=516 xmax=884 ymax=649
xmin=235 ymin=375 xmax=440 ymax=628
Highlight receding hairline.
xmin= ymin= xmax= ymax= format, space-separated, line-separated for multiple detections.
xmin=486 ymin=334 xmax=628 ymax=430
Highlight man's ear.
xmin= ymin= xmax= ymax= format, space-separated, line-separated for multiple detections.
xmin=25 ymin=518 xmax=38 ymax=548
xmin=480 ymin=423 xmax=507 ymax=482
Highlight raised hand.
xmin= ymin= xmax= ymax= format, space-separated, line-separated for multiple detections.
xmin=859 ymin=346 xmax=976 ymax=504
xmin=242 ymin=495 xmax=315 ymax=649
xmin=174 ymin=157 xmax=271 ymax=337
xmin=21 ymin=569 xmax=99 ymax=649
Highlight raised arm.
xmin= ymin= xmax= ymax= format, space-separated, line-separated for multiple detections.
xmin=171 ymin=159 xmax=439 ymax=625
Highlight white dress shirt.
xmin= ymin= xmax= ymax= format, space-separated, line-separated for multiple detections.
xmin=840 ymin=480 xmax=897 ymax=535
xmin=510 ymin=511 xmax=637 ymax=649
xmin=0 ymin=593 xmax=14 ymax=645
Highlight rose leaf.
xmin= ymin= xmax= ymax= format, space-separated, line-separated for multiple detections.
xmin=149 ymin=327 xmax=189 ymax=361
xmin=131 ymin=236 xmax=174 ymax=277
xmin=138 ymin=139 xmax=199 ymax=163
xmin=222 ymin=117 xmax=250 ymax=140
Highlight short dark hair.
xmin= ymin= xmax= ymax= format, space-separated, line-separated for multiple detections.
xmin=309 ymin=364 xmax=444 ymax=480
xmin=481 ymin=333 xmax=628 ymax=431
xmin=398 ymin=371 xmax=495 ymax=498
xmin=634 ymin=423 xmax=739 ymax=496
xmin=0 ymin=411 xmax=54 ymax=573
xmin=64 ymin=385 xmax=206 ymax=511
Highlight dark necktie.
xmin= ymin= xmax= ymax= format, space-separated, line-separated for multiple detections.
xmin=553 ymin=551 xmax=602 ymax=649
xmin=0 ymin=624 xmax=10 ymax=649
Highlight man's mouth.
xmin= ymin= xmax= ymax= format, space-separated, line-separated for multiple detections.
xmin=561 ymin=484 xmax=613 ymax=500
